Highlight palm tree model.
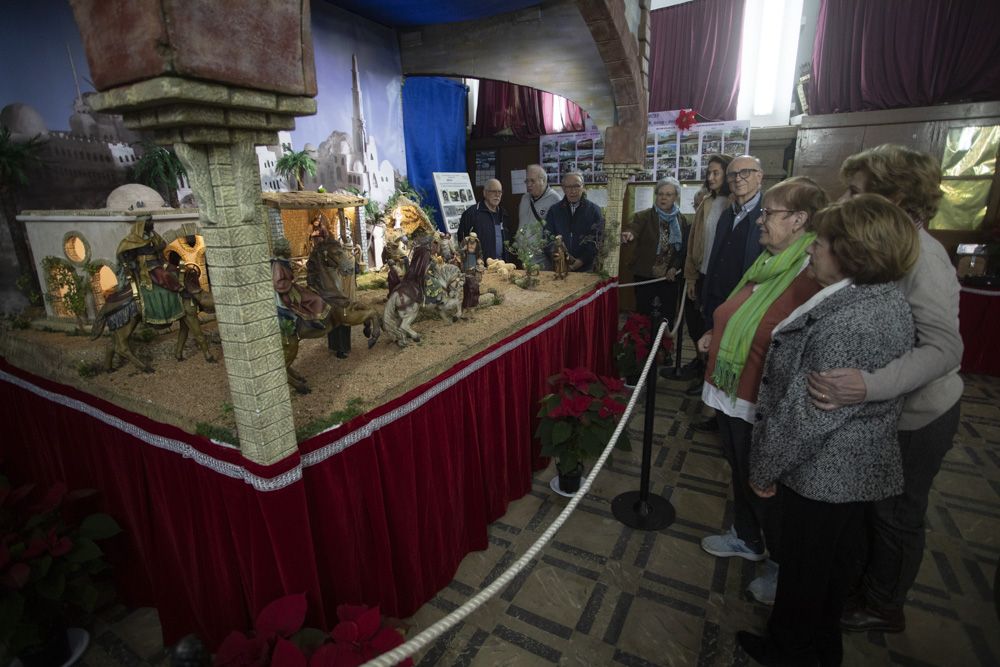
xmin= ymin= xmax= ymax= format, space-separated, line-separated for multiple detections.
xmin=132 ymin=141 xmax=187 ymax=207
xmin=275 ymin=144 xmax=317 ymax=191
xmin=0 ymin=126 xmax=46 ymax=301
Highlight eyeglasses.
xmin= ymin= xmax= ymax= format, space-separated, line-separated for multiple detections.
xmin=760 ymin=208 xmax=797 ymax=218
xmin=563 ymin=184 xmax=583 ymax=190
xmin=726 ymin=168 xmax=760 ymax=181
xmin=484 ymin=189 xmax=502 ymax=194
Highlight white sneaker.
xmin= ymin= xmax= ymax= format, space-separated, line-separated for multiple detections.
xmin=700 ymin=526 xmax=767 ymax=562
xmin=748 ymin=560 xmax=779 ymax=605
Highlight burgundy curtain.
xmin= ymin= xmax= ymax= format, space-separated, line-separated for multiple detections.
xmin=473 ymin=79 xmax=586 ymax=140
xmin=0 ymin=282 xmax=617 ymax=648
xmin=648 ymin=0 xmax=746 ymax=120
xmin=809 ymin=0 xmax=1000 ymax=114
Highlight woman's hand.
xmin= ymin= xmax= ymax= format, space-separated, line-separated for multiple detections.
xmin=620 ymin=231 xmax=635 ymax=244
xmin=666 ymin=268 xmax=679 ymax=282
xmin=751 ymin=482 xmax=776 ymax=498
xmin=697 ymin=332 xmax=712 ymax=354
xmin=807 ymin=368 xmax=866 ymax=410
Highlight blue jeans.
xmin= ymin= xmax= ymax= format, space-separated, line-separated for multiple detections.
xmin=862 ymin=400 xmax=961 ymax=609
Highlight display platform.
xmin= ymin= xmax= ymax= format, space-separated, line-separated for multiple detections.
xmin=0 ymin=279 xmax=618 ymax=647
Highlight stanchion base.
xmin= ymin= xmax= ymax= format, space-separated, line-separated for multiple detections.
xmin=612 ymin=491 xmax=675 ymax=530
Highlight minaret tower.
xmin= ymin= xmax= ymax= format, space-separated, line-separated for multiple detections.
xmin=351 ymin=53 xmax=367 ymax=156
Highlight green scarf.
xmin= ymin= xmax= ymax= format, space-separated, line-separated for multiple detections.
xmin=712 ymin=232 xmax=816 ymax=399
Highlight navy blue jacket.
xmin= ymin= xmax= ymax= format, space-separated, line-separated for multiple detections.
xmin=457 ymin=201 xmax=512 ymax=262
xmin=701 ymin=199 xmax=764 ymax=329
xmin=543 ymin=196 xmax=604 ymax=272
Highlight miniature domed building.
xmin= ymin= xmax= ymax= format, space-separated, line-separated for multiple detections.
xmin=0 ymin=102 xmax=49 ymax=139
xmin=106 ymin=183 xmax=167 ymax=210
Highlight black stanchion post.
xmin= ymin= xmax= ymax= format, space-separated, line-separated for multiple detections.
xmin=662 ymin=282 xmax=686 ymax=377
xmin=612 ymin=301 xmax=675 ymax=530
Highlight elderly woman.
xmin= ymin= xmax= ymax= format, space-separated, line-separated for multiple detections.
xmin=697 ymin=177 xmax=828 ymax=605
xmin=737 ymin=194 xmax=919 ymax=666
xmin=806 ymin=145 xmax=963 ymax=635
xmin=620 ymin=176 xmax=689 ymax=325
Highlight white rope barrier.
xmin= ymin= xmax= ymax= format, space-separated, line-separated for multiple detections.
xmin=361 ymin=321 xmax=672 ymax=667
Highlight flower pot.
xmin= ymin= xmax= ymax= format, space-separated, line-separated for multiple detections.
xmin=557 ymin=463 xmax=584 ymax=494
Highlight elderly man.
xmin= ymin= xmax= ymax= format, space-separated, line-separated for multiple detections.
xmin=693 ymin=155 xmax=765 ymax=433
xmin=457 ymin=178 xmax=511 ymax=262
xmin=544 ymin=172 xmax=604 ymax=272
xmin=515 ymin=164 xmax=562 ymax=270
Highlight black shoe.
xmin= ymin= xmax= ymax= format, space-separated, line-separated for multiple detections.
xmin=840 ymin=605 xmax=905 ymax=633
xmin=661 ymin=358 xmax=704 ymax=381
xmin=335 ymin=350 xmax=349 ymax=359
xmin=737 ymin=631 xmax=817 ymax=666
xmin=685 ymin=380 xmax=704 ymax=396
xmin=691 ymin=416 xmax=718 ymax=432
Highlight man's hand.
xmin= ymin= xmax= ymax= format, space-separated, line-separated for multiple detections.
xmin=620 ymin=231 xmax=635 ymax=244
xmin=751 ymin=482 xmax=776 ymax=498
xmin=807 ymin=368 xmax=866 ymax=410
xmin=666 ymin=268 xmax=679 ymax=282
xmin=697 ymin=332 xmax=712 ymax=354
xmin=686 ymin=281 xmax=698 ymax=301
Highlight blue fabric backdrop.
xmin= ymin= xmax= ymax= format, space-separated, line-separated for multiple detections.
xmin=402 ymin=76 xmax=467 ymax=231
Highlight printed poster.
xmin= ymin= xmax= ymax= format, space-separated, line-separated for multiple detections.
xmin=433 ymin=172 xmax=476 ymax=233
xmin=539 ymin=130 xmax=606 ymax=185
xmin=638 ymin=112 xmax=751 ymax=183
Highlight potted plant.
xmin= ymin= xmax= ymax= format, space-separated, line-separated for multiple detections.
xmin=614 ymin=312 xmax=673 ymax=386
xmin=535 ymin=368 xmax=631 ymax=494
xmin=0 ymin=474 xmax=122 ymax=667
xmin=0 ymin=126 xmax=46 ymax=303
xmin=215 ymin=593 xmax=413 ymax=666
xmin=275 ymin=144 xmax=317 ymax=192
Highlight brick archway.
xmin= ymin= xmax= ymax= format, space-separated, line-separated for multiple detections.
xmin=575 ymin=0 xmax=648 ymax=166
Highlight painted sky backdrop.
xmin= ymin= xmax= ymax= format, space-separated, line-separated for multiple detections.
xmin=0 ymin=0 xmax=94 ymax=131
xmin=1 ymin=0 xmax=406 ymax=177
xmin=289 ymin=2 xmax=406 ymax=176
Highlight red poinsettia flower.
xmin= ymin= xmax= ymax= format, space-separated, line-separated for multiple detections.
xmin=548 ymin=393 xmax=593 ymax=419
xmin=558 ymin=367 xmax=599 ymax=393
xmin=675 ymin=109 xmax=698 ymax=131
xmin=598 ymin=395 xmax=626 ymax=418
xmin=600 ymin=376 xmax=625 ymax=393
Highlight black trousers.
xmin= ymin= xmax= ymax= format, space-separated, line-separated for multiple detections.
xmin=718 ymin=414 xmax=781 ymax=559
xmin=862 ymin=400 xmax=960 ymax=609
xmin=684 ymin=274 xmax=706 ymax=345
xmin=767 ymin=487 xmax=864 ymax=666
xmin=633 ymin=275 xmax=680 ymax=328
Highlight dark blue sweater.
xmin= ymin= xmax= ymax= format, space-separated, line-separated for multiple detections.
xmin=543 ymin=196 xmax=604 ymax=272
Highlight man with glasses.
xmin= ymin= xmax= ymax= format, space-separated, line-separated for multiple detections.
xmin=691 ymin=156 xmax=765 ymax=433
xmin=516 ymin=164 xmax=562 ymax=270
xmin=457 ymin=178 xmax=512 ymax=262
xmin=544 ymin=171 xmax=604 ymax=272
xmin=701 ymin=155 xmax=766 ymax=330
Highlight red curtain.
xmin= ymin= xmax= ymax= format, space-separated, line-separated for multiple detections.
xmin=473 ymin=79 xmax=586 ymax=140
xmin=0 ymin=282 xmax=617 ymax=647
xmin=809 ymin=0 xmax=1000 ymax=114
xmin=648 ymin=0 xmax=746 ymax=120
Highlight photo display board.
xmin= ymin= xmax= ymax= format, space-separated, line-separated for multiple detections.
xmin=539 ymin=130 xmax=606 ymax=185
xmin=639 ymin=111 xmax=751 ymax=183
xmin=433 ymin=172 xmax=476 ymax=233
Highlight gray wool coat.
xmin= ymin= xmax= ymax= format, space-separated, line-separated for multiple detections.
xmin=750 ymin=282 xmax=915 ymax=503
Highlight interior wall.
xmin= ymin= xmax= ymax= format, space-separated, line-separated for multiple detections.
xmin=793 ymin=100 xmax=1000 ymax=252
xmin=399 ymin=0 xmax=617 ymax=131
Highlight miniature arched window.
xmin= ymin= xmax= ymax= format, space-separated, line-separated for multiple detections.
xmin=63 ymin=232 xmax=90 ymax=266
xmin=89 ymin=262 xmax=119 ymax=311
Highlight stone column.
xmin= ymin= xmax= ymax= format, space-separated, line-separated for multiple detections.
xmin=175 ymin=141 xmax=295 ymax=464
xmin=601 ymin=163 xmax=641 ymax=278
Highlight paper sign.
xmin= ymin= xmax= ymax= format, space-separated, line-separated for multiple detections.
xmin=510 ymin=169 xmax=527 ymax=195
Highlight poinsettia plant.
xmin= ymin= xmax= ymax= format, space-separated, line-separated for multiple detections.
xmin=535 ymin=368 xmax=632 ymax=475
xmin=0 ymin=474 xmax=122 ymax=665
xmin=215 ymin=593 xmax=412 ymax=667
xmin=614 ymin=312 xmax=674 ymax=381
xmin=675 ymin=108 xmax=698 ymax=131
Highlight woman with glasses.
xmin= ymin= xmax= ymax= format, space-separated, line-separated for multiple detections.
xmin=697 ymin=177 xmax=829 ymax=606
xmin=738 ymin=195 xmax=918 ymax=666
xmin=620 ymin=176 xmax=689 ymax=324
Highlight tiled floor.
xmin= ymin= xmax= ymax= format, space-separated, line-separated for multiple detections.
xmin=80 ymin=370 xmax=1000 ymax=666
